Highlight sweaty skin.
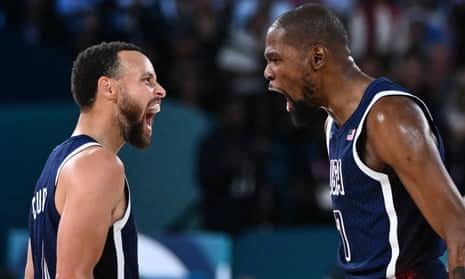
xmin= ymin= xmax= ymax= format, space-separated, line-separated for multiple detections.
xmin=264 ymin=16 xmax=465 ymax=278
xmin=24 ymin=48 xmax=166 ymax=279
xmin=353 ymin=95 xmax=465 ymax=278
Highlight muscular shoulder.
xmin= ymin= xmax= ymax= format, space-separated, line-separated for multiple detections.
xmin=74 ymin=147 xmax=124 ymax=173
xmin=59 ymin=147 xmax=125 ymax=198
xmin=366 ymin=95 xmax=429 ymax=136
xmin=364 ymin=95 xmax=434 ymax=165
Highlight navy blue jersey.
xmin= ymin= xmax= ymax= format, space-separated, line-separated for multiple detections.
xmin=28 ymin=135 xmax=139 ymax=279
xmin=325 ymin=78 xmax=447 ymax=278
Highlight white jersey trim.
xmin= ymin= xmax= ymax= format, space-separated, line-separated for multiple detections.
xmin=113 ymin=178 xmax=132 ymax=230
xmin=42 ymin=241 xmax=52 ymax=279
xmin=112 ymin=178 xmax=132 ymax=279
xmin=352 ymin=90 xmax=422 ymax=278
xmin=54 ymin=141 xmax=102 ymax=186
xmin=325 ymin=116 xmax=334 ymax=156
xmin=113 ymin=226 xmax=125 ymax=279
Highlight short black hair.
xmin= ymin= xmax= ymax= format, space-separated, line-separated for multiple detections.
xmin=273 ymin=3 xmax=349 ymax=51
xmin=71 ymin=41 xmax=142 ymax=110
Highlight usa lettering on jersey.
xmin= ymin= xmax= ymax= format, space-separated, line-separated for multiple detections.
xmin=330 ymin=159 xmax=345 ymax=196
xmin=32 ymin=187 xmax=47 ymax=220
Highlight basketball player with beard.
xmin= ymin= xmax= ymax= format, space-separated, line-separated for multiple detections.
xmin=25 ymin=41 xmax=166 ymax=279
xmin=264 ymin=4 xmax=465 ymax=279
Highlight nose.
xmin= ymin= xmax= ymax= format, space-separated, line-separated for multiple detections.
xmin=264 ymin=64 xmax=274 ymax=81
xmin=154 ymin=83 xmax=166 ymax=98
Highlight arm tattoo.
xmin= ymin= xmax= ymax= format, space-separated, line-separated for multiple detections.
xmin=453 ymin=267 xmax=465 ymax=279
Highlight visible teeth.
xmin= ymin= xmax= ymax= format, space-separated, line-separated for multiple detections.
xmin=268 ymin=87 xmax=285 ymax=95
xmin=148 ymin=104 xmax=160 ymax=113
xmin=286 ymin=99 xmax=294 ymax=112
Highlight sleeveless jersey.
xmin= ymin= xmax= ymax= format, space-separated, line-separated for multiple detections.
xmin=325 ymin=78 xmax=446 ymax=278
xmin=28 ymin=135 xmax=139 ymax=279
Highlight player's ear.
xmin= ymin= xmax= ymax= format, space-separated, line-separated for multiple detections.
xmin=97 ymin=76 xmax=117 ymax=102
xmin=310 ymin=45 xmax=327 ymax=70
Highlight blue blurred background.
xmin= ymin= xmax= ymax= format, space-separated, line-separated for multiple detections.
xmin=0 ymin=0 xmax=464 ymax=278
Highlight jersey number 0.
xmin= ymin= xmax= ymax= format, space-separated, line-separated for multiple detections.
xmin=333 ymin=209 xmax=351 ymax=262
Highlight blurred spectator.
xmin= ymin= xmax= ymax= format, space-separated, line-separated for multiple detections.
xmin=23 ymin=0 xmax=44 ymax=44
xmin=321 ymin=0 xmax=354 ymax=21
xmin=229 ymin=0 xmax=293 ymax=30
xmin=392 ymin=51 xmax=440 ymax=117
xmin=443 ymin=69 xmax=465 ymax=195
xmin=20 ymin=0 xmax=65 ymax=46
xmin=358 ymin=51 xmax=385 ymax=77
xmin=402 ymin=0 xmax=450 ymax=93
xmin=1 ymin=1 xmax=24 ymax=30
xmin=55 ymin=0 xmax=102 ymax=50
xmin=349 ymin=0 xmax=407 ymax=59
xmin=1 ymin=0 xmax=463 ymax=234
xmin=155 ymin=0 xmax=230 ymax=111
xmin=169 ymin=60 xmax=204 ymax=107
xmin=0 ymin=2 xmax=5 ymax=30
xmin=217 ymin=1 xmax=271 ymax=96
xmin=403 ymin=0 xmax=448 ymax=51
xmin=196 ymin=97 xmax=271 ymax=235
xmin=450 ymin=1 xmax=465 ymax=68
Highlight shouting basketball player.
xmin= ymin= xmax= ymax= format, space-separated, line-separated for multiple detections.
xmin=264 ymin=4 xmax=465 ymax=279
xmin=25 ymin=41 xmax=166 ymax=279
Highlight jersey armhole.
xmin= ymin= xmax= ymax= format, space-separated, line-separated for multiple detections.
xmin=113 ymin=178 xmax=132 ymax=231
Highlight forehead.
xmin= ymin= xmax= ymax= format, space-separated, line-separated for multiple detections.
xmin=265 ymin=26 xmax=284 ymax=49
xmin=117 ymin=50 xmax=155 ymax=77
xmin=264 ymin=27 xmax=299 ymax=58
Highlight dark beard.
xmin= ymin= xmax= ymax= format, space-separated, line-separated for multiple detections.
xmin=118 ymin=91 xmax=151 ymax=149
xmin=288 ymin=83 xmax=320 ymax=128
xmin=289 ymin=101 xmax=319 ymax=128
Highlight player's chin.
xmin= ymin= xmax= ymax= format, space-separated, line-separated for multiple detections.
xmin=139 ymin=130 xmax=152 ymax=149
xmin=289 ymin=101 xmax=321 ymax=128
xmin=127 ymin=124 xmax=152 ymax=149
xmin=140 ymin=138 xmax=152 ymax=149
xmin=132 ymin=136 xmax=151 ymax=149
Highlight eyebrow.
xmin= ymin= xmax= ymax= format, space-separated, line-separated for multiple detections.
xmin=264 ymin=50 xmax=280 ymax=60
xmin=142 ymin=72 xmax=156 ymax=80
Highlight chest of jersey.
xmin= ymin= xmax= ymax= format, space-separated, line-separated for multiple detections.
xmin=328 ymin=126 xmax=386 ymax=209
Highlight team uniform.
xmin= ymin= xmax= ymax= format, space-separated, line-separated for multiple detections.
xmin=28 ymin=135 xmax=139 ymax=279
xmin=325 ymin=78 xmax=447 ymax=278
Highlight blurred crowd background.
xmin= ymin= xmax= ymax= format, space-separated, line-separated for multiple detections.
xmin=1 ymin=0 xmax=465 ymax=278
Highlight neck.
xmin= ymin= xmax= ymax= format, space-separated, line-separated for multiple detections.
xmin=322 ymin=57 xmax=374 ymax=127
xmin=72 ymin=109 xmax=125 ymax=153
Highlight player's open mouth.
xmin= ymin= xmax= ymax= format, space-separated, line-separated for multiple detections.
xmin=268 ymin=86 xmax=294 ymax=112
xmin=286 ymin=98 xmax=294 ymax=112
xmin=145 ymin=104 xmax=161 ymax=130
xmin=268 ymin=86 xmax=285 ymax=95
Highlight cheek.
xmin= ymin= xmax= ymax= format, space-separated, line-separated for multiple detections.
xmin=283 ymin=71 xmax=304 ymax=91
xmin=277 ymin=69 xmax=296 ymax=86
xmin=131 ymin=86 xmax=150 ymax=106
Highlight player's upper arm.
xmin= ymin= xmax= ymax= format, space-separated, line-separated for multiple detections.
xmin=365 ymin=96 xmax=465 ymax=240
xmin=24 ymin=238 xmax=33 ymax=279
xmin=56 ymin=147 xmax=125 ymax=278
